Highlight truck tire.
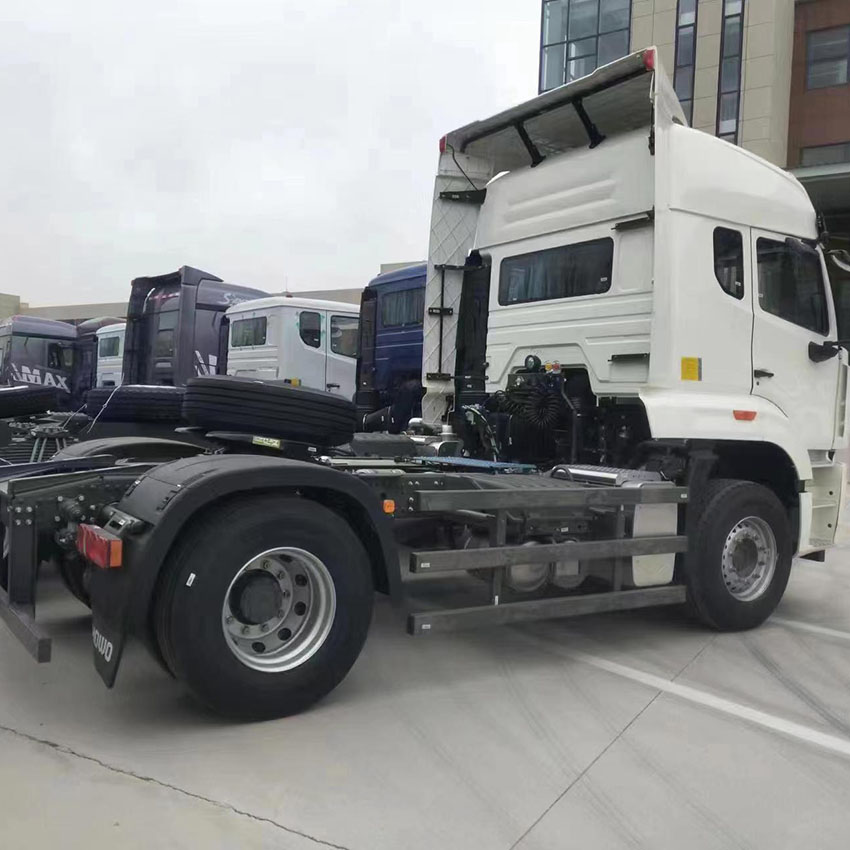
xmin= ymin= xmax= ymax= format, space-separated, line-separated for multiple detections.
xmin=86 ymin=386 xmax=185 ymax=422
xmin=0 ymin=386 xmax=59 ymax=418
xmin=154 ymin=495 xmax=373 ymax=719
xmin=183 ymin=376 xmax=356 ymax=446
xmin=686 ymin=479 xmax=792 ymax=631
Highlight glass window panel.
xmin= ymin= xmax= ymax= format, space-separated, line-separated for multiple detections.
xmin=381 ymin=289 xmax=425 ymax=327
xmin=757 ymin=238 xmax=828 ymax=334
xmin=808 ymin=27 xmax=850 ymax=62
xmin=299 ymin=311 xmax=321 ymax=348
xmin=599 ymin=0 xmax=630 ymax=34
xmin=542 ymin=0 xmax=569 ymax=46
xmin=568 ymin=36 xmax=596 ymax=58
xmin=598 ymin=30 xmax=629 ymax=65
xmin=808 ymin=59 xmax=849 ymax=89
xmin=680 ymin=99 xmax=693 ymax=124
xmin=568 ymin=54 xmax=597 ymax=81
xmin=720 ymin=56 xmax=741 ymax=93
xmin=676 ymin=25 xmax=695 ymax=67
xmin=541 ymin=42 xmax=567 ymax=91
xmin=499 ymin=238 xmax=614 ymax=305
xmin=678 ymin=0 xmax=696 ymax=26
xmin=230 ymin=316 xmax=268 ymax=347
xmin=723 ymin=17 xmax=742 ymax=57
xmin=674 ymin=65 xmax=694 ymax=101
xmin=801 ymin=143 xmax=850 ymax=167
xmin=725 ymin=0 xmax=742 ymax=15
xmin=718 ymin=92 xmax=739 ymax=134
xmin=98 ymin=337 xmax=120 ymax=358
xmin=569 ymin=0 xmax=599 ymax=40
xmin=330 ymin=316 xmax=360 ymax=358
xmin=713 ymin=228 xmax=745 ymax=299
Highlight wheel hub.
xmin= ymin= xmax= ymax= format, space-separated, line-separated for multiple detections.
xmin=222 ymin=547 xmax=336 ymax=673
xmin=721 ymin=516 xmax=778 ymax=602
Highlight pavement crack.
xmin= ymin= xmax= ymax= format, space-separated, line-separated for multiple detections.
xmin=0 ymin=723 xmax=352 ymax=850
xmin=507 ymin=689 xmax=663 ymax=850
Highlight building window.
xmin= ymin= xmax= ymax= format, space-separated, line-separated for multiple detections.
xmin=807 ymin=26 xmax=850 ymax=90
xmin=801 ymin=142 xmax=850 ymax=167
xmin=716 ymin=0 xmax=745 ymax=144
xmin=673 ymin=0 xmax=698 ymax=123
xmin=540 ymin=0 xmax=632 ymax=93
xmin=499 ymin=238 xmax=614 ymax=305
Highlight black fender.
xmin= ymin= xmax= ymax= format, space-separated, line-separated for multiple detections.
xmin=88 ymin=453 xmax=399 ymax=687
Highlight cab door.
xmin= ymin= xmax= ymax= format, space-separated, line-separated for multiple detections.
xmin=294 ymin=309 xmax=328 ymax=390
xmin=325 ymin=312 xmax=359 ymax=396
xmin=750 ymin=230 xmax=843 ymax=449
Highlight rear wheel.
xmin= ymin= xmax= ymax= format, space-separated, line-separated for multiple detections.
xmin=155 ymin=495 xmax=374 ymax=719
xmin=686 ymin=479 xmax=792 ymax=631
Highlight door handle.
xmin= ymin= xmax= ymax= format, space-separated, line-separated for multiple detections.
xmin=326 ymin=382 xmax=340 ymax=389
xmin=753 ymin=369 xmax=774 ymax=379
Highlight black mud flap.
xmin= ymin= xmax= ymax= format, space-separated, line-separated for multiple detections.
xmin=88 ymin=566 xmax=134 ymax=687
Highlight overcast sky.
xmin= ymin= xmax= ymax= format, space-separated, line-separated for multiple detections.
xmin=0 ymin=0 xmax=539 ymax=306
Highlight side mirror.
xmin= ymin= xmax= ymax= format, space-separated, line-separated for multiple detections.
xmin=829 ymin=249 xmax=850 ymax=274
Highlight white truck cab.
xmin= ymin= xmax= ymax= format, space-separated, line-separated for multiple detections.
xmin=421 ymin=48 xmax=850 ymax=560
xmin=225 ymin=296 xmax=360 ymax=397
xmin=95 ymin=323 xmax=125 ymax=387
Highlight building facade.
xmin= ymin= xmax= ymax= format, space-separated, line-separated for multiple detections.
xmin=540 ymin=0 xmax=795 ymax=165
xmin=540 ymin=0 xmax=850 ymax=252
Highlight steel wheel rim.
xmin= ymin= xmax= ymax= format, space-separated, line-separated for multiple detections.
xmin=720 ymin=516 xmax=777 ymax=602
xmin=222 ymin=546 xmax=336 ymax=673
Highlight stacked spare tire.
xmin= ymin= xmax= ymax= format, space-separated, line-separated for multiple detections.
xmin=86 ymin=385 xmax=186 ymax=423
xmin=0 ymin=385 xmax=59 ymax=418
xmin=183 ymin=376 xmax=356 ymax=447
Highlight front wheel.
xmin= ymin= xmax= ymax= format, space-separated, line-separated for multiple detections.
xmin=686 ymin=479 xmax=792 ymax=631
xmin=155 ymin=495 xmax=374 ymax=719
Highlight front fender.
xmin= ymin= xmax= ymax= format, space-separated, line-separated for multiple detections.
xmin=88 ymin=454 xmax=398 ymax=687
xmin=639 ymin=388 xmax=813 ymax=481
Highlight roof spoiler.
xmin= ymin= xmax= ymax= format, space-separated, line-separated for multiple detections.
xmin=441 ymin=47 xmax=684 ymax=175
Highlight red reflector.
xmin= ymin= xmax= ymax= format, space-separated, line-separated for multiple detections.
xmin=643 ymin=48 xmax=655 ymax=71
xmin=439 ymin=135 xmax=447 ymax=154
xmin=733 ymin=410 xmax=757 ymax=421
xmin=77 ymin=524 xmax=122 ymax=569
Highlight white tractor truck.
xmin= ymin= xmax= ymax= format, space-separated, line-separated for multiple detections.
xmin=0 ymin=49 xmax=848 ymax=720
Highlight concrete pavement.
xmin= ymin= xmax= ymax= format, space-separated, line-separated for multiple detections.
xmin=2 ymin=544 xmax=850 ymax=848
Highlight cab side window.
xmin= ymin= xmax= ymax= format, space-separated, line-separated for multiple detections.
xmin=299 ymin=311 xmax=321 ymax=348
xmin=713 ymin=227 xmax=744 ymax=299
xmin=756 ymin=238 xmax=828 ymax=334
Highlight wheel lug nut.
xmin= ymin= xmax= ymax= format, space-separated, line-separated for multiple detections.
xmin=226 ymin=616 xmax=234 ymax=624
xmin=241 ymin=626 xmax=250 ymax=635
xmin=261 ymin=624 xmax=269 ymax=632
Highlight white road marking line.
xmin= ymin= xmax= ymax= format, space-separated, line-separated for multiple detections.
xmin=565 ymin=649 xmax=850 ymax=759
xmin=771 ymin=617 xmax=850 ymax=643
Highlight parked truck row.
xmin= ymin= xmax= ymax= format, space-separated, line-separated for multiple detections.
xmin=0 ymin=49 xmax=848 ymax=721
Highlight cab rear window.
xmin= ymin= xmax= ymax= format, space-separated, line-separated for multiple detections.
xmin=231 ymin=316 xmax=268 ymax=347
xmin=499 ymin=238 xmax=614 ymax=305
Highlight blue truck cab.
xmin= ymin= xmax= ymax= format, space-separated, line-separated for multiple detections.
xmin=355 ymin=264 xmax=425 ymax=430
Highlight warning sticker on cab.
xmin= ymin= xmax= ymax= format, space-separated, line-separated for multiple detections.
xmin=681 ymin=357 xmax=702 ymax=381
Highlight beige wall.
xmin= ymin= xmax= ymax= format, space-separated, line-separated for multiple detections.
xmin=631 ymin=0 xmax=794 ymax=166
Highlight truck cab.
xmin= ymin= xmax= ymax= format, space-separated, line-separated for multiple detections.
xmin=226 ymin=296 xmax=360 ymax=397
xmin=422 ymin=47 xmax=849 ymax=557
xmin=355 ymin=264 xmax=425 ymax=426
xmin=94 ymin=323 xmax=126 ymax=387
xmin=122 ymin=266 xmax=267 ymax=387
xmin=0 ymin=316 xmax=77 ymax=407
